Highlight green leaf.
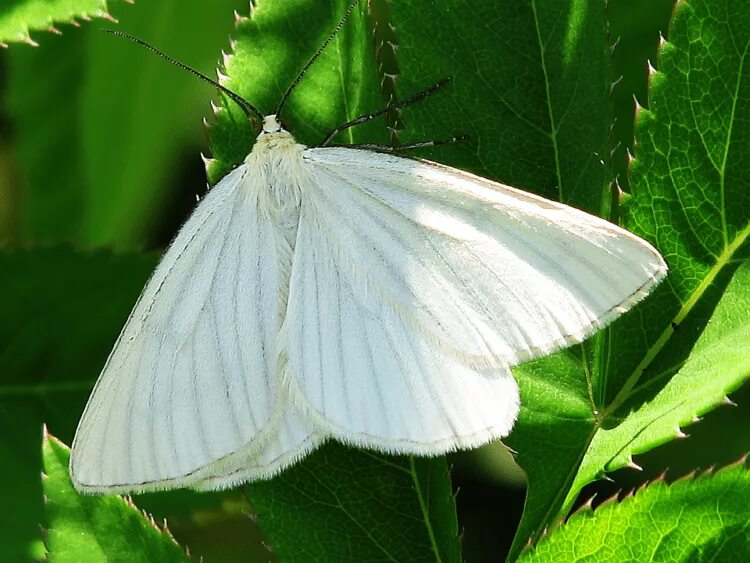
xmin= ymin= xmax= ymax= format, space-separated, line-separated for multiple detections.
xmin=0 ymin=0 xmax=112 ymax=46
xmin=0 ymin=248 xmax=156 ymax=561
xmin=248 ymin=446 xmax=459 ymax=562
xmin=520 ymin=461 xmax=750 ymax=561
xmin=211 ymin=1 xmax=459 ymax=560
xmin=565 ymin=259 xmax=750 ymax=511
xmin=607 ymin=0 xmax=675 ymax=193
xmin=6 ymin=0 xmax=248 ymax=247
xmin=508 ymin=0 xmax=750 ymax=555
xmin=6 ymin=32 xmax=89 ymax=243
xmin=562 ymin=0 xmax=750 ymax=509
xmin=42 ymin=429 xmax=189 ymax=562
xmin=81 ymin=0 xmax=248 ymax=247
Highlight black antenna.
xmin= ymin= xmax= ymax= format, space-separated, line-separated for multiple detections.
xmin=275 ymin=0 xmax=363 ymax=116
xmin=103 ymin=30 xmax=265 ymax=123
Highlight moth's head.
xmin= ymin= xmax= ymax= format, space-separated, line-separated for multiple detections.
xmin=262 ymin=114 xmax=283 ymax=134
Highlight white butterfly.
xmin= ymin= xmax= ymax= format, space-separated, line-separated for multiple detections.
xmin=70 ymin=19 xmax=667 ymax=495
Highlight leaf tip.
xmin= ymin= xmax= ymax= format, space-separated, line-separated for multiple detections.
xmin=100 ymin=12 xmax=119 ymax=24
xmin=721 ymin=395 xmax=738 ymax=407
xmin=625 ymin=455 xmax=643 ymax=471
xmin=222 ymin=50 xmax=233 ymax=68
xmin=216 ymin=69 xmax=229 ymax=85
xmin=575 ymin=493 xmax=597 ymax=515
xmin=633 ymin=94 xmax=653 ymax=122
xmin=613 ymin=176 xmax=625 ymax=195
xmin=626 ymin=147 xmax=635 ymax=166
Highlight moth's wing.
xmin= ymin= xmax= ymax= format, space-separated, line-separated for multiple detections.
xmin=302 ymin=148 xmax=667 ymax=366
xmin=70 ymin=166 xmax=307 ymax=493
xmin=281 ymin=148 xmax=665 ymax=453
xmin=286 ymin=209 xmax=519 ymax=453
xmin=191 ymin=407 xmax=325 ymax=491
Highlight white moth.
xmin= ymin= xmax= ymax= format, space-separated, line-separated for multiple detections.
xmin=71 ymin=17 xmax=667 ymax=495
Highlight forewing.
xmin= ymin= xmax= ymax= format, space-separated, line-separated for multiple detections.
xmin=302 ymin=148 xmax=667 ymax=367
xmin=71 ymin=166 xmax=286 ymax=493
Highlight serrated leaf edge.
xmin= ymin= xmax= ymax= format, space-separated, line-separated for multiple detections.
xmin=1 ymin=1 xmax=121 ymax=47
xmin=41 ymin=427 xmax=190 ymax=560
xmin=522 ymin=454 xmax=750 ymax=558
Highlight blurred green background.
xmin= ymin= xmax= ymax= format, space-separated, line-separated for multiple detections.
xmin=1 ymin=0 xmax=749 ymax=561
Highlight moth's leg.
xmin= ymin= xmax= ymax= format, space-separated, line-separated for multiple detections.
xmin=319 ymin=78 xmax=451 ymax=147
xmin=328 ymin=135 xmax=468 ymax=153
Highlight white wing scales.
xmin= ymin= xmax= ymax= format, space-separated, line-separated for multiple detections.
xmin=286 ymin=210 xmax=519 ymax=451
xmin=70 ymin=165 xmax=304 ymax=492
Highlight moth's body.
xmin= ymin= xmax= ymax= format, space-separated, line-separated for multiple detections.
xmin=70 ymin=112 xmax=666 ymax=494
xmin=247 ymin=117 xmax=307 ymax=327
xmin=250 ymin=115 xmax=306 ymax=223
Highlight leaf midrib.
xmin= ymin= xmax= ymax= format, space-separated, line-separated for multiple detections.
xmin=409 ymin=456 xmax=444 ymax=563
xmin=607 ymin=222 xmax=750 ymax=418
xmin=530 ymin=0 xmax=565 ymax=203
xmin=547 ymin=225 xmax=750 ymax=527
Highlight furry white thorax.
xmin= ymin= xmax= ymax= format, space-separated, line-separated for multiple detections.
xmin=244 ymin=116 xmax=307 ymax=221
xmin=243 ymin=116 xmax=308 ymax=332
